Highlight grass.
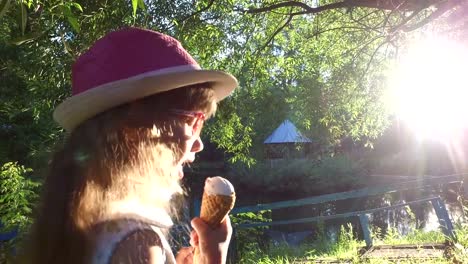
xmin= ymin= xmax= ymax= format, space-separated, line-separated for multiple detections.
xmin=373 ymin=227 xmax=446 ymax=245
xmin=234 ymin=223 xmax=468 ymax=264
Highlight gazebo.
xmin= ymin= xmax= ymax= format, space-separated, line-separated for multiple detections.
xmin=264 ymin=119 xmax=313 ymax=160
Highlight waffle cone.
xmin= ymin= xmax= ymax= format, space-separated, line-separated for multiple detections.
xmin=200 ymin=192 xmax=236 ymax=228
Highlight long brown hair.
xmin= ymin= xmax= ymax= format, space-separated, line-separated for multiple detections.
xmin=20 ymin=83 xmax=216 ymax=264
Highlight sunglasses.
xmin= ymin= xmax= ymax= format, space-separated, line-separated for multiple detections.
xmin=168 ymin=109 xmax=206 ymax=135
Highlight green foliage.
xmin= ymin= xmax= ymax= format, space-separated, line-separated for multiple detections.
xmin=303 ymin=224 xmax=362 ymax=262
xmin=447 ymin=200 xmax=468 ymax=263
xmin=1 ymin=0 xmax=438 ymax=168
xmin=235 ymin=223 xmax=363 ymax=263
xmin=228 ymin=155 xmax=366 ymax=195
xmin=450 ymin=223 xmax=468 ymax=263
xmin=0 ymin=161 xmax=40 ymax=263
xmin=0 ymin=162 xmax=40 ymax=233
xmin=0 ymin=2 xmax=466 ymax=263
xmin=1 ymin=0 xmax=464 ymax=170
xmin=0 ymin=161 xmax=40 ymax=262
xmin=373 ymin=227 xmax=446 ymax=245
xmin=234 ymin=222 xmax=467 ymax=263
xmin=237 ymin=242 xmax=303 ymax=264
xmin=231 ymin=210 xmax=271 ymax=260
xmin=207 ymin=112 xmax=254 ymax=165
xmin=232 ymin=198 xmax=467 ymax=263
xmin=0 ymin=0 xmax=84 ymax=41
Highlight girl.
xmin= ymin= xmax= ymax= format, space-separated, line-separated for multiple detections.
xmin=21 ymin=27 xmax=238 ymax=264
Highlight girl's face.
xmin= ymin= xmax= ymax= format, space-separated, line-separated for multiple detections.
xmin=169 ymin=110 xmax=206 ymax=179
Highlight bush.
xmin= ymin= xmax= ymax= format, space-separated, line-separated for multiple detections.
xmin=231 ymin=210 xmax=272 ymax=261
xmin=228 ymin=155 xmax=366 ymax=196
xmin=234 ymin=223 xmax=363 ymax=263
xmin=0 ymin=162 xmax=41 ymax=259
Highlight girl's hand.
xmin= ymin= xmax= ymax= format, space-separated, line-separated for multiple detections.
xmin=176 ymin=247 xmax=194 ymax=264
xmin=190 ymin=216 xmax=232 ymax=264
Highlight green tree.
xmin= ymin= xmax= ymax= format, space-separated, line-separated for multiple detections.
xmin=1 ymin=0 xmax=466 ymax=167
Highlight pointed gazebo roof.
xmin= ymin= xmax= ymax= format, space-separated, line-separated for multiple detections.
xmin=264 ymin=119 xmax=312 ymax=144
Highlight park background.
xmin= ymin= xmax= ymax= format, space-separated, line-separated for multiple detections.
xmin=1 ymin=0 xmax=468 ymax=263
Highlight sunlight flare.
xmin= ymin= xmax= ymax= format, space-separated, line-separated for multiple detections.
xmin=389 ymin=36 xmax=468 ymax=142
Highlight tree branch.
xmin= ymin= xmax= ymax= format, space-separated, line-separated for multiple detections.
xmin=303 ymin=25 xmax=383 ymax=41
xmin=348 ymin=9 xmax=386 ymax=33
xmin=401 ymin=0 xmax=462 ymax=32
xmin=246 ymin=1 xmax=348 ymax=15
xmin=350 ymin=35 xmax=386 ymax=62
xmin=382 ymin=0 xmax=411 ymax=29
xmin=244 ymin=1 xmax=458 ymax=38
xmin=363 ymin=39 xmax=390 ymax=78
xmin=177 ymin=0 xmax=215 ymax=24
xmin=246 ymin=0 xmax=446 ymax=15
xmin=259 ymin=14 xmax=294 ymax=52
xmin=247 ymin=14 xmax=294 ymax=88
xmin=348 ymin=0 xmax=440 ymax=11
xmin=389 ymin=7 xmax=425 ymax=33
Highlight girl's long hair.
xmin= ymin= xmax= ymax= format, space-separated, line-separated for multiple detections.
xmin=20 ymin=83 xmax=216 ymax=264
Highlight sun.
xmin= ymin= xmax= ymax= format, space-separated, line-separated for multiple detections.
xmin=388 ymin=36 xmax=468 ymax=142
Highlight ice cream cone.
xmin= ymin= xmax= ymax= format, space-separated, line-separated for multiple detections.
xmin=200 ymin=191 xmax=236 ymax=228
xmin=193 ymin=177 xmax=236 ymax=264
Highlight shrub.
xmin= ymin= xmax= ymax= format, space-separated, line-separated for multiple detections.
xmin=231 ymin=210 xmax=272 ymax=261
xmin=228 ymin=155 xmax=366 ymax=195
xmin=0 ymin=162 xmax=41 ymax=260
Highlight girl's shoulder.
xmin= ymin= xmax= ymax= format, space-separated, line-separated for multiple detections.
xmin=91 ymin=218 xmax=175 ymax=264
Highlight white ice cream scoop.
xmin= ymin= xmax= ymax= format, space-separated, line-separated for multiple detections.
xmin=204 ymin=176 xmax=235 ymax=196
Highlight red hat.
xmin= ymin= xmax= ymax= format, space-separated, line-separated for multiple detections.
xmin=53 ymin=27 xmax=238 ymax=131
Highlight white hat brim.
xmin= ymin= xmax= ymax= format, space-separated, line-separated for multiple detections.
xmin=53 ymin=67 xmax=238 ymax=131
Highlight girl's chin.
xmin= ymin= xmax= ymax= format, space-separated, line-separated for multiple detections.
xmin=177 ymin=165 xmax=184 ymax=179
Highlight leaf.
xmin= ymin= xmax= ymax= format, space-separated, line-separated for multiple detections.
xmin=58 ymin=4 xmax=80 ymax=33
xmin=0 ymin=0 xmax=11 ymax=18
xmin=137 ymin=0 xmax=146 ymax=10
xmin=59 ymin=4 xmax=72 ymax=17
xmin=131 ymin=0 xmax=137 ymax=17
xmin=20 ymin=3 xmax=27 ymax=35
xmin=67 ymin=15 xmax=80 ymax=33
xmin=71 ymin=2 xmax=83 ymax=12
